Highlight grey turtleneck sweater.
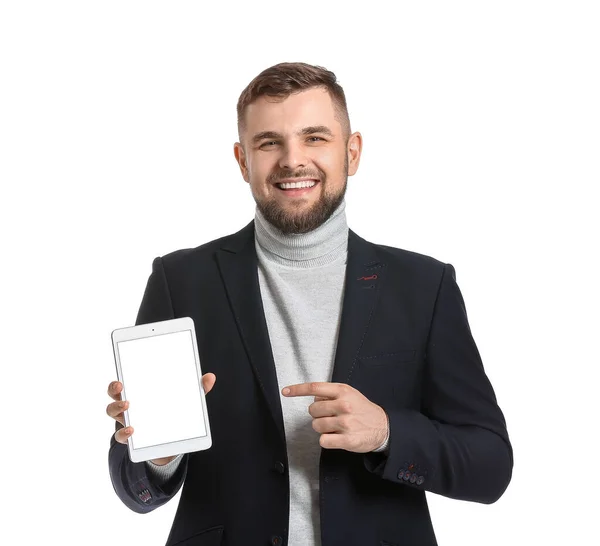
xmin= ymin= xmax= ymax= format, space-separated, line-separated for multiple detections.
xmin=145 ymin=198 xmax=389 ymax=544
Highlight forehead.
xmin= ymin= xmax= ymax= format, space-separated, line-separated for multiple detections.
xmin=245 ymin=87 xmax=340 ymax=134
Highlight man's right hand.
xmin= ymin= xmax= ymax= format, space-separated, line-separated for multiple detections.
xmin=106 ymin=373 xmax=217 ymax=465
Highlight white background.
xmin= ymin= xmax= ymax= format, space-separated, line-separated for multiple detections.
xmin=1 ymin=1 xmax=598 ymax=544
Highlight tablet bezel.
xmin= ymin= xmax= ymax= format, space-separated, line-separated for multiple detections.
xmin=111 ymin=316 xmax=212 ymax=463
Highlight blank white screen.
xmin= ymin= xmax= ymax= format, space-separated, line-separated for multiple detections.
xmin=117 ymin=330 xmax=207 ymax=449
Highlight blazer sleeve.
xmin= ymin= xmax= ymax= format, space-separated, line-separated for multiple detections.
xmin=108 ymin=256 xmax=190 ymax=513
xmin=363 ymin=263 xmax=513 ymax=504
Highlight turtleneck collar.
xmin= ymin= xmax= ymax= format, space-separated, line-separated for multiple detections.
xmin=254 ymin=198 xmax=349 ymax=268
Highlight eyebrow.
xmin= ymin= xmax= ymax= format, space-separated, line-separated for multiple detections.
xmin=251 ymin=125 xmax=334 ymax=144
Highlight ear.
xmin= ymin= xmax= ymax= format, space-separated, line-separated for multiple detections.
xmin=347 ymin=132 xmax=363 ymax=176
xmin=233 ymin=142 xmax=250 ymax=183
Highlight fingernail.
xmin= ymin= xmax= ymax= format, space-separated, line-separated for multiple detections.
xmin=282 ymin=388 xmax=290 ymax=395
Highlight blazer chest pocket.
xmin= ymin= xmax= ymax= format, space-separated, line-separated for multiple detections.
xmin=355 ymin=349 xmax=419 ymax=407
xmin=358 ymin=349 xmax=416 ymax=366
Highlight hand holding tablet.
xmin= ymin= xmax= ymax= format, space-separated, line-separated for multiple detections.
xmin=108 ymin=317 xmax=214 ymax=463
xmin=107 ymin=375 xmax=216 ymax=465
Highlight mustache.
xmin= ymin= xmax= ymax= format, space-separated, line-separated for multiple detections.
xmin=268 ymin=169 xmax=322 ymax=184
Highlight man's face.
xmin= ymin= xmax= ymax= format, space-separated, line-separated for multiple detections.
xmin=234 ymin=87 xmax=362 ymax=234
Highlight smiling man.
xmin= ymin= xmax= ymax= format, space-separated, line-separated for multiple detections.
xmin=107 ymin=62 xmax=513 ymax=546
xmin=234 ymin=84 xmax=357 ymax=235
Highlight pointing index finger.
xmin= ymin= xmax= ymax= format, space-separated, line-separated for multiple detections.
xmin=282 ymin=382 xmax=345 ymax=399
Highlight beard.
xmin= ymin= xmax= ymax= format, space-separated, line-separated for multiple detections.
xmin=252 ymin=155 xmax=348 ymax=235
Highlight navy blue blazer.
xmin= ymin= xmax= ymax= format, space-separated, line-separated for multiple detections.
xmin=108 ymin=220 xmax=513 ymax=546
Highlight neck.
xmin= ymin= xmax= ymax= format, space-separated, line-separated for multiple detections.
xmin=254 ymin=199 xmax=349 ymax=268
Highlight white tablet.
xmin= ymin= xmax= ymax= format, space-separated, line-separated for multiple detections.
xmin=111 ymin=317 xmax=212 ymax=463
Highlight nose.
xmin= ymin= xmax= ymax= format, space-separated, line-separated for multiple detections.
xmin=278 ymin=140 xmax=308 ymax=170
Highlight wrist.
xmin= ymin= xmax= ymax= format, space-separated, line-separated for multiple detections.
xmin=373 ymin=410 xmax=390 ymax=452
xmin=149 ymin=455 xmax=177 ymax=466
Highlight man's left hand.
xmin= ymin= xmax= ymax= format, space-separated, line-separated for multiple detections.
xmin=282 ymin=382 xmax=389 ymax=453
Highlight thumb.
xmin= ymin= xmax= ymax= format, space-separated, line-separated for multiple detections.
xmin=202 ymin=373 xmax=217 ymax=394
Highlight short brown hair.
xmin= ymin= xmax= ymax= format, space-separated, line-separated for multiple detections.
xmin=236 ymin=61 xmax=351 ymax=143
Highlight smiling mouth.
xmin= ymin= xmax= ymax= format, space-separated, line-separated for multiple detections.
xmin=275 ymin=179 xmax=319 ymax=191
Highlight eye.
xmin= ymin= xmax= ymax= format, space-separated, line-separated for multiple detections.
xmin=308 ymin=136 xmax=324 ymax=142
xmin=260 ymin=141 xmax=278 ymax=148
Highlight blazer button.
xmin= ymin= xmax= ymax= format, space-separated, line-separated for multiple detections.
xmin=416 ymin=475 xmax=425 ymax=485
xmin=274 ymin=461 xmax=285 ymax=474
xmin=271 ymin=535 xmax=283 ymax=545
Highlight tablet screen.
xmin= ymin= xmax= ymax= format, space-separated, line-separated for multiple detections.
xmin=117 ymin=329 xmax=207 ymax=450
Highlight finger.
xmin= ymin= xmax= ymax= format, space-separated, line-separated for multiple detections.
xmin=308 ymin=399 xmax=346 ymax=418
xmin=107 ymin=381 xmax=123 ymax=402
xmin=312 ymin=416 xmax=343 ymax=434
xmin=114 ymin=425 xmax=134 ymax=445
xmin=202 ymin=373 xmax=217 ymax=394
xmin=319 ymin=432 xmax=348 ymax=450
xmin=283 ymin=382 xmax=349 ymax=399
xmin=106 ymin=399 xmax=128 ymax=425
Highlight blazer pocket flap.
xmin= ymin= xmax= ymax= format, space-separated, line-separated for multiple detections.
xmin=170 ymin=525 xmax=224 ymax=546
xmin=358 ymin=349 xmax=416 ymax=365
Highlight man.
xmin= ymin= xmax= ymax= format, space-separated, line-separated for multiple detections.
xmin=107 ymin=62 xmax=513 ymax=546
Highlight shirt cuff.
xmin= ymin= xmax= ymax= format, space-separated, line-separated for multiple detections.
xmin=145 ymin=453 xmax=184 ymax=484
xmin=372 ymin=412 xmax=390 ymax=453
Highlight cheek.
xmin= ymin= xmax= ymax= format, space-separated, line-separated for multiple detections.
xmin=315 ymin=150 xmax=345 ymax=179
xmin=247 ymin=157 xmax=269 ymax=185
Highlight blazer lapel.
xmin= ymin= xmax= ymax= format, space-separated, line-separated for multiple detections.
xmin=330 ymin=228 xmax=386 ymax=385
xmin=215 ymin=220 xmax=386 ymax=446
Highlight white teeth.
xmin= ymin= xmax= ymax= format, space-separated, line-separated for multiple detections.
xmin=277 ymin=180 xmax=317 ymax=190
